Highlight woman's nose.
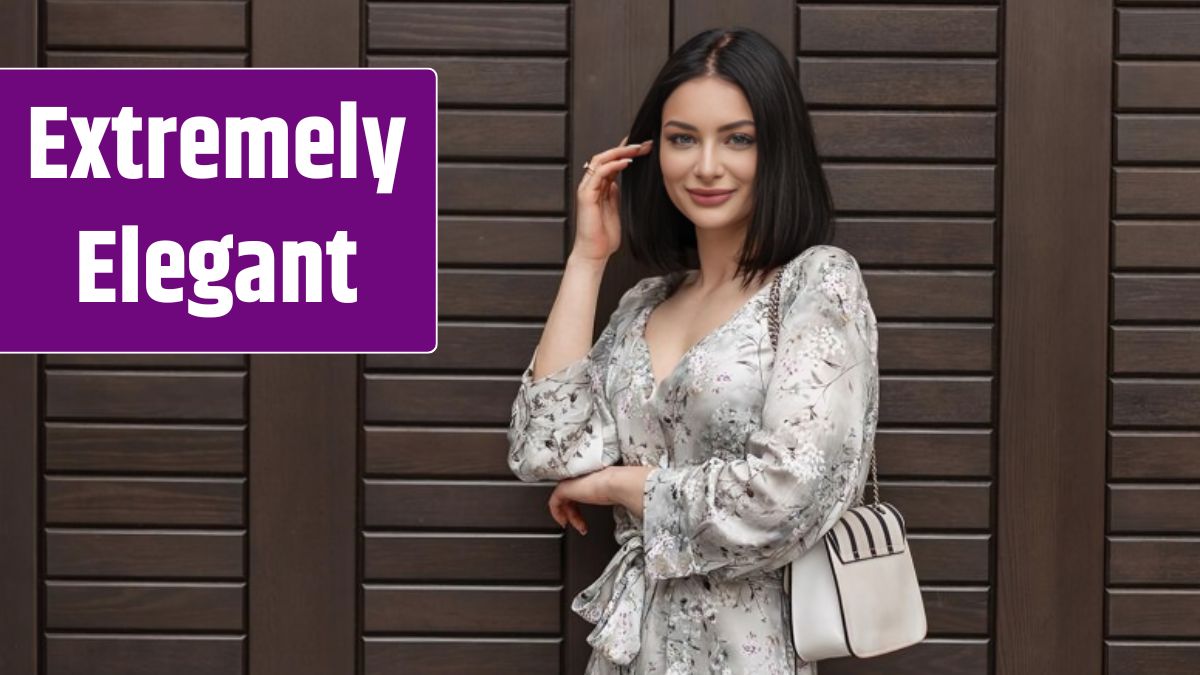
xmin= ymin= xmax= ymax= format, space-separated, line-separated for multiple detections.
xmin=694 ymin=144 xmax=722 ymax=178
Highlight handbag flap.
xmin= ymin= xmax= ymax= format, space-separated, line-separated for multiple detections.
xmin=826 ymin=502 xmax=907 ymax=564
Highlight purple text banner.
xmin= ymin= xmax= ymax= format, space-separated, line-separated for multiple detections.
xmin=0 ymin=68 xmax=437 ymax=352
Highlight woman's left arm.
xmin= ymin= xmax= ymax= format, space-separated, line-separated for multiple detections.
xmin=619 ymin=246 xmax=880 ymax=582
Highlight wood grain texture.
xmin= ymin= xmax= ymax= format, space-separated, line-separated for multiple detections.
xmin=45 ymin=581 xmax=244 ymax=631
xmin=364 ymin=533 xmax=561 ymax=582
xmin=1117 ymin=8 xmax=1200 ymax=57
xmin=46 ymin=635 xmax=244 ymax=675
xmin=364 ymin=638 xmax=559 ymax=675
xmin=1110 ymin=432 xmax=1200 ymax=480
xmin=368 ymin=3 xmax=567 ymax=54
xmin=45 ymin=0 xmax=247 ymax=49
xmin=45 ymin=423 xmax=245 ymax=474
xmin=799 ymin=58 xmax=997 ymax=107
xmin=45 ymin=371 xmax=246 ymax=422
xmin=825 ymin=164 xmax=995 ymax=214
xmin=364 ymin=427 xmax=512 ymax=478
xmin=1110 ymin=486 xmax=1200 ymax=533
xmin=799 ymin=6 xmax=997 ymax=54
xmin=1112 ymin=328 xmax=1200 ymax=375
xmin=367 ymin=56 xmax=567 ymax=106
xmin=1118 ymin=62 xmax=1200 ymax=110
xmin=440 ymin=164 xmax=566 ymax=213
xmin=46 ymin=530 xmax=244 ymax=579
xmin=813 ymin=112 xmax=996 ymax=160
xmin=363 ymin=585 xmax=560 ymax=633
xmin=439 ymin=111 xmax=567 ymax=160
xmin=1108 ymin=589 xmax=1200 ymax=637
xmin=45 ymin=51 xmax=248 ymax=67
xmin=45 ymin=477 xmax=244 ymax=527
xmin=0 ymin=357 xmax=37 ymax=675
xmin=1109 ymin=537 xmax=1200 ymax=585
xmin=364 ymin=480 xmax=555 ymax=530
xmin=1117 ymin=117 xmax=1200 ymax=163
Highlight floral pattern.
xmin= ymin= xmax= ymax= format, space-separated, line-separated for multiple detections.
xmin=507 ymin=245 xmax=880 ymax=675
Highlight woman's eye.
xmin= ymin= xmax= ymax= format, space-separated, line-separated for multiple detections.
xmin=667 ymin=133 xmax=695 ymax=146
xmin=730 ymin=133 xmax=755 ymax=146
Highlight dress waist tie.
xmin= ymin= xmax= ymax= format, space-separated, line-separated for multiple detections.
xmin=570 ymin=531 xmax=648 ymax=666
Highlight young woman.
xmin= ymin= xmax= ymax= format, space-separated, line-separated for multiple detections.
xmin=507 ymin=27 xmax=880 ymax=675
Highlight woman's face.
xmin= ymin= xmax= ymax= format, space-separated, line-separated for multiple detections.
xmin=659 ymin=75 xmax=757 ymax=236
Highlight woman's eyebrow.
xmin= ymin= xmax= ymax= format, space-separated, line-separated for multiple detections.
xmin=663 ymin=119 xmax=754 ymax=132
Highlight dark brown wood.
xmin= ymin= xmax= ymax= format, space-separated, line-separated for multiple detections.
xmin=1113 ymin=221 xmax=1200 ymax=268
xmin=1113 ymin=276 xmax=1200 ymax=321
xmin=1107 ymin=642 xmax=1200 ymax=675
xmin=45 ymin=581 xmax=244 ymax=630
xmin=46 ymin=635 xmax=244 ymax=675
xmin=45 ymin=477 xmax=245 ymax=526
xmin=1108 ymin=537 xmax=1200 ymax=585
xmin=368 ymin=56 xmax=568 ymax=106
xmin=363 ymin=638 xmax=559 ymax=675
xmin=45 ymin=423 xmax=244 ymax=474
xmin=799 ymin=5 xmax=998 ymax=54
xmin=879 ymin=325 xmax=994 ymax=373
xmin=0 ymin=0 xmax=36 ymax=65
xmin=997 ymin=0 xmax=1110 ymax=674
xmin=45 ymin=371 xmax=246 ymax=422
xmin=439 ymin=217 xmax=566 ymax=266
xmin=909 ymin=534 xmax=991 ymax=583
xmin=368 ymin=3 xmax=567 ymax=54
xmin=251 ymin=0 xmax=357 ymax=66
xmin=248 ymin=356 xmax=356 ymax=675
xmin=876 ymin=429 xmax=993 ymax=479
xmin=363 ymin=586 xmax=560 ymax=633
xmin=1118 ymin=9 xmax=1200 ymax=57
xmin=1109 ymin=486 xmax=1200 ymax=533
xmin=812 ymin=112 xmax=996 ymax=160
xmin=364 ymin=428 xmax=511 ymax=477
xmin=1112 ymin=381 xmax=1200 ymax=427
xmin=46 ymin=530 xmax=245 ymax=579
xmin=1110 ymin=432 xmax=1200 ymax=480
xmin=672 ymin=0 xmax=794 ymax=61
xmin=1117 ymin=117 xmax=1200 ymax=163
xmin=824 ymin=164 xmax=995 ymax=214
xmin=46 ymin=355 xmax=246 ymax=368
xmin=833 ymin=218 xmax=996 ymax=265
xmin=821 ymin=639 xmax=989 ymax=675
xmin=45 ymin=51 xmax=248 ymax=67
xmin=922 ymin=586 xmax=989 ymax=634
xmin=880 ymin=377 xmax=993 ymax=424
xmin=799 ymin=57 xmax=997 ymax=107
xmin=367 ymin=324 xmax=545 ymax=370
xmin=1118 ymin=62 xmax=1200 ymax=110
xmin=364 ymin=375 xmax=515 ymax=424
xmin=1112 ymin=328 xmax=1200 ymax=375
xmin=1108 ymin=590 xmax=1200 ymax=637
xmin=0 ymin=356 xmax=37 ymax=675
xmin=440 ymin=111 xmax=568 ymax=161
xmin=440 ymin=164 xmax=566 ymax=213
xmin=364 ymin=533 xmax=562 ymax=582
xmin=45 ymin=0 xmax=247 ymax=49
xmin=1115 ymin=169 xmax=1200 ymax=216
xmin=364 ymin=480 xmax=556 ymax=530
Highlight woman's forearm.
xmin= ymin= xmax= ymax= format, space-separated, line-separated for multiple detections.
xmin=530 ymin=253 xmax=608 ymax=380
xmin=606 ymin=465 xmax=657 ymax=520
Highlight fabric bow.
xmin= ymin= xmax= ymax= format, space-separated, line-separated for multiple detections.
xmin=570 ymin=531 xmax=648 ymax=666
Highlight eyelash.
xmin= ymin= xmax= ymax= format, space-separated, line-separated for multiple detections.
xmin=666 ymin=132 xmax=755 ymax=147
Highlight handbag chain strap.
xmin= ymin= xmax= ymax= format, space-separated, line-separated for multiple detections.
xmin=767 ymin=268 xmax=880 ymax=507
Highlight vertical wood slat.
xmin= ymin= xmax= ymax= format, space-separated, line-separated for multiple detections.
xmin=0 ymin=0 xmax=37 ymax=65
xmin=570 ymin=1 xmax=672 ymax=672
xmin=0 ymin=356 xmax=38 ymax=675
xmin=997 ymin=1 xmax=1110 ymax=674
xmin=251 ymin=0 xmax=359 ymax=66
xmin=248 ymin=356 xmax=357 ymax=675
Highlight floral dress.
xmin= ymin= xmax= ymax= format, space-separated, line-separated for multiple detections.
xmin=507 ymin=245 xmax=880 ymax=675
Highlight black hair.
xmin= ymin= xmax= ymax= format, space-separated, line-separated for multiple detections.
xmin=619 ymin=27 xmax=835 ymax=289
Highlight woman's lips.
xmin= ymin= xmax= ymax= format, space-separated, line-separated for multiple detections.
xmin=687 ymin=189 xmax=734 ymax=206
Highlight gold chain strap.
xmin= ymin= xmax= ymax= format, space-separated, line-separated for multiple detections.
xmin=766 ymin=269 xmax=879 ymax=507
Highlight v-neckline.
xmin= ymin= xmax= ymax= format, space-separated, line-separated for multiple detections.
xmin=637 ymin=266 xmax=781 ymax=399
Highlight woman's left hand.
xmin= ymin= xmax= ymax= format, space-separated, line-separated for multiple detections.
xmin=548 ymin=466 xmax=656 ymax=535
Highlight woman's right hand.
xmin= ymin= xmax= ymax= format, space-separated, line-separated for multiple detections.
xmin=572 ymin=136 xmax=654 ymax=263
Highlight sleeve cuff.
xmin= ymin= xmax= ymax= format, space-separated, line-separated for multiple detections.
xmin=641 ymin=466 xmax=700 ymax=580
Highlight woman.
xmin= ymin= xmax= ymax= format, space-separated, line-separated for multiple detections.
xmin=507 ymin=27 xmax=879 ymax=675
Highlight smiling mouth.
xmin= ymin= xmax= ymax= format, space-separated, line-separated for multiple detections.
xmin=687 ymin=189 xmax=735 ymax=205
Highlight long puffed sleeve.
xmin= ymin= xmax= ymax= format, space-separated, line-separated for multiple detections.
xmin=640 ymin=246 xmax=880 ymax=582
xmin=507 ymin=279 xmax=653 ymax=483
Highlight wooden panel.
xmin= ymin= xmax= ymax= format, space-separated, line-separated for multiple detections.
xmin=0 ymin=356 xmax=37 ymax=675
xmin=364 ymin=480 xmax=555 ymax=530
xmin=440 ymin=111 xmax=567 ymax=160
xmin=45 ymin=477 xmax=244 ymax=527
xmin=45 ymin=51 xmax=248 ymax=67
xmin=1115 ymin=169 xmax=1200 ymax=216
xmin=368 ymin=3 xmax=567 ymax=53
xmin=881 ymin=481 xmax=992 ymax=531
xmin=363 ymin=586 xmax=559 ymax=633
xmin=251 ymin=0 xmax=358 ymax=67
xmin=364 ymin=639 xmax=559 ymax=675
xmin=1113 ymin=275 xmax=1200 ymax=321
xmin=46 ymin=530 xmax=244 ymax=579
xmin=45 ymin=372 xmax=246 ymax=422
xmin=820 ymin=639 xmax=989 ymax=675
xmin=47 ymin=355 xmax=246 ymax=368
xmin=248 ymin=355 xmax=357 ymax=675
xmin=1110 ymin=432 xmax=1200 ymax=480
xmin=670 ymin=0 xmax=794 ymax=61
xmin=45 ymin=423 xmax=245 ymax=474
xmin=366 ymin=324 xmax=544 ymax=371
xmin=799 ymin=6 xmax=997 ymax=54
xmin=440 ymin=164 xmax=565 ymax=213
xmin=1110 ymin=485 xmax=1200 ymax=533
xmin=45 ymin=581 xmax=244 ymax=631
xmin=832 ymin=218 xmax=996 ymax=266
xmin=825 ymin=164 xmax=995 ymax=214
xmin=812 ymin=112 xmax=996 ymax=160
xmin=1118 ymin=62 xmax=1200 ymax=110
xmin=1106 ymin=642 xmax=1200 ymax=675
xmin=46 ymin=635 xmax=244 ymax=675
xmin=45 ymin=0 xmax=247 ymax=49
xmin=1112 ymin=328 xmax=1200 ymax=375
xmin=876 ymin=429 xmax=993 ymax=479
xmin=437 ymin=270 xmax=561 ymax=319
xmin=365 ymin=375 xmax=514 ymax=424
xmin=364 ymin=533 xmax=561 ymax=582
xmin=879 ymin=377 xmax=993 ymax=425
xmin=846 ymin=271 xmax=994 ymax=320
xmin=1111 ymin=380 xmax=1200 ymax=427
xmin=1117 ymin=117 xmax=1200 ymax=163
xmin=799 ymin=58 xmax=997 ymax=107
xmin=365 ymin=427 xmax=510 ymax=478
xmin=1108 ymin=590 xmax=1200 ymax=637
xmin=439 ymin=218 xmax=565 ymax=266
xmin=0 ymin=0 xmax=37 ymax=65
xmin=1109 ymin=537 xmax=1200 ymax=585
xmin=1113 ymin=222 xmax=1200 ymax=269
xmin=1118 ymin=9 xmax=1200 ymax=57
xmin=878 ymin=324 xmax=993 ymax=373
xmin=922 ymin=586 xmax=989 ymax=635
xmin=367 ymin=56 xmax=567 ymax=106
xmin=909 ymin=534 xmax=991 ymax=584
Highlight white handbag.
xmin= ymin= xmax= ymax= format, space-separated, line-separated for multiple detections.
xmin=767 ymin=268 xmax=927 ymax=663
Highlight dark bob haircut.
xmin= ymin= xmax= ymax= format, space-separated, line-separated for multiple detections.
xmin=619 ymin=27 xmax=835 ymax=288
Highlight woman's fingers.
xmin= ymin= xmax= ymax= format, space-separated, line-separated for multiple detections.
xmin=564 ymin=501 xmax=588 ymax=535
xmin=547 ymin=490 xmax=588 ymax=535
